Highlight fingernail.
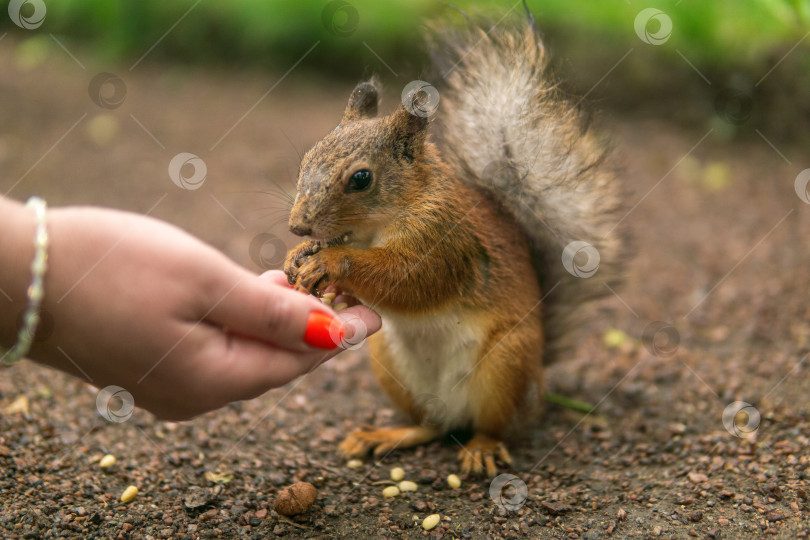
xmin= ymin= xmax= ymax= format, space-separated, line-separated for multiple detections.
xmin=304 ymin=311 xmax=344 ymax=349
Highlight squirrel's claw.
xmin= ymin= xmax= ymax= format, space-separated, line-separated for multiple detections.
xmin=457 ymin=434 xmax=512 ymax=478
xmin=283 ymin=240 xmax=321 ymax=289
xmin=338 ymin=426 xmax=439 ymax=458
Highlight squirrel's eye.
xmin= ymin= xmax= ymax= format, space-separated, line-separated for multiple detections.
xmin=347 ymin=169 xmax=373 ymax=192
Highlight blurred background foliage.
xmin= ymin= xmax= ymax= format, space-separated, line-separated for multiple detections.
xmin=2 ymin=0 xmax=809 ymax=139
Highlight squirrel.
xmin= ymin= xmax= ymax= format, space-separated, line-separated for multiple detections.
xmin=283 ymin=14 xmax=624 ymax=477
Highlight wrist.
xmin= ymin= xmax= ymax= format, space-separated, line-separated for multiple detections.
xmin=0 ymin=197 xmax=40 ymax=350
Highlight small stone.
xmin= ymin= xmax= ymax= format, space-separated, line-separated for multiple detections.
xmin=255 ymin=508 xmax=267 ymax=519
xmin=616 ymin=508 xmax=627 ymax=521
xmin=688 ymin=472 xmax=708 ymax=484
xmin=422 ymin=514 xmax=440 ymax=531
xmin=120 ymin=486 xmax=138 ymax=503
xmin=717 ymin=518 xmax=729 ymax=526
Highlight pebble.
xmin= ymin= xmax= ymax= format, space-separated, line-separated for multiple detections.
xmin=120 ymin=486 xmax=138 ymax=503
xmin=99 ymin=454 xmax=116 ymax=469
xmin=382 ymin=486 xmax=400 ymax=498
xmin=447 ymin=474 xmax=461 ymax=489
xmin=390 ymin=467 xmax=405 ymax=481
xmin=398 ymin=480 xmax=418 ymax=492
xmin=346 ymin=459 xmax=364 ymax=469
xmin=422 ymin=514 xmax=440 ymax=531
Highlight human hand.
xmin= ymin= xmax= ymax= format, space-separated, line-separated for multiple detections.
xmin=29 ymin=206 xmax=381 ymax=420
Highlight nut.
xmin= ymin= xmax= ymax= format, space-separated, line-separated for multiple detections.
xmin=398 ymin=480 xmax=418 ymax=492
xmin=422 ymin=514 xmax=440 ymax=530
xmin=390 ymin=467 xmax=405 ymax=481
xmin=120 ymin=485 xmax=138 ymax=503
xmin=273 ymin=482 xmax=318 ymax=516
xmin=382 ymin=486 xmax=400 ymax=498
xmin=99 ymin=454 xmax=116 ymax=469
xmin=447 ymin=474 xmax=461 ymax=489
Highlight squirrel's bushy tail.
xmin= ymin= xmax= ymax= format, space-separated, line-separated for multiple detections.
xmin=432 ymin=21 xmax=625 ymax=362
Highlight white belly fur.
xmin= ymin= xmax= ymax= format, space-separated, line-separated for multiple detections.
xmin=378 ymin=307 xmax=485 ymax=431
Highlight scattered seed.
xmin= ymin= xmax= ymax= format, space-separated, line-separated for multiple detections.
xmin=121 ymin=485 xmax=138 ymax=503
xmin=334 ymin=302 xmax=349 ymax=311
xmin=390 ymin=467 xmax=405 ymax=481
xmin=447 ymin=474 xmax=461 ymax=489
xmin=422 ymin=514 xmax=440 ymax=531
xmin=398 ymin=480 xmax=418 ymax=492
xmin=99 ymin=454 xmax=116 ymax=469
xmin=382 ymin=486 xmax=400 ymax=498
xmin=346 ymin=459 xmax=363 ymax=469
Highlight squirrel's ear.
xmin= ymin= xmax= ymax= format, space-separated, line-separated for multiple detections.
xmin=342 ymin=80 xmax=379 ymax=122
xmin=388 ymin=99 xmax=429 ymax=161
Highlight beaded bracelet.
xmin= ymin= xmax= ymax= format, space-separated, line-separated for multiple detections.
xmin=1 ymin=197 xmax=49 ymax=365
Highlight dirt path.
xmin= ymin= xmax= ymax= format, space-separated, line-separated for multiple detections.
xmin=1 ymin=40 xmax=809 ymax=539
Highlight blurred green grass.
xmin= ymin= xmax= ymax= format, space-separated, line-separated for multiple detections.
xmin=3 ymin=0 xmax=808 ymax=75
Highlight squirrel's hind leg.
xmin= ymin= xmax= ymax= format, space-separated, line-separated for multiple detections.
xmin=339 ymin=426 xmax=440 ymax=458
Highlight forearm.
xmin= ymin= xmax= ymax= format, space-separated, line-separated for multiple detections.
xmin=337 ymin=245 xmax=473 ymax=312
xmin=0 ymin=197 xmax=38 ymax=349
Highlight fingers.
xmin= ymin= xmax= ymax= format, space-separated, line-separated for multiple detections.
xmin=206 ymin=269 xmax=344 ymax=352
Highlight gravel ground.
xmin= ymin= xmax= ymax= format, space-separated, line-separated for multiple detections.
xmin=1 ymin=37 xmax=809 ymax=539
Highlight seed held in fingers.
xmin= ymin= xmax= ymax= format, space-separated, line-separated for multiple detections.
xmin=334 ymin=302 xmax=349 ymax=311
xmin=120 ymin=485 xmax=138 ymax=503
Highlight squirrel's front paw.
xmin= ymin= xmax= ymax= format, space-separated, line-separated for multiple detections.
xmin=283 ymin=241 xmax=321 ymax=287
xmin=294 ymin=248 xmax=347 ymax=296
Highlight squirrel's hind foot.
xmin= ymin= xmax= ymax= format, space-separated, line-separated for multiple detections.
xmin=338 ymin=426 xmax=439 ymax=458
xmin=457 ymin=433 xmax=513 ymax=478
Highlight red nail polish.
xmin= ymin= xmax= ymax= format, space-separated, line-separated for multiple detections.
xmin=304 ymin=312 xmax=345 ymax=349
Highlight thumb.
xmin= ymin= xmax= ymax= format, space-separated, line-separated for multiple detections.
xmin=207 ymin=270 xmax=346 ymax=352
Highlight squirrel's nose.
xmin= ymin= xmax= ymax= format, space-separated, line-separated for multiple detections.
xmin=290 ymin=224 xmax=312 ymax=237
